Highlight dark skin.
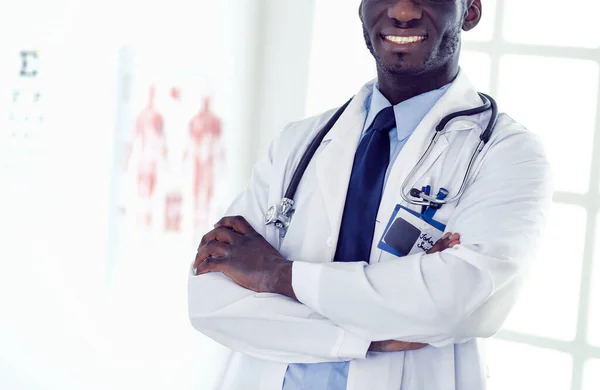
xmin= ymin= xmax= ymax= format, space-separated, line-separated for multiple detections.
xmin=361 ymin=0 xmax=482 ymax=105
xmin=194 ymin=0 xmax=482 ymax=353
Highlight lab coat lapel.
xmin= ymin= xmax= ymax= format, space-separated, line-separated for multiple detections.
xmin=374 ymin=71 xmax=484 ymax=248
xmin=314 ymin=82 xmax=374 ymax=258
xmin=313 ymin=72 xmax=483 ymax=261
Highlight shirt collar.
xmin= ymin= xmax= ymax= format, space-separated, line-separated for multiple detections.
xmin=363 ymin=82 xmax=451 ymax=141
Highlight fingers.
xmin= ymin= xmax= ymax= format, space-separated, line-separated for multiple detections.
xmin=195 ymin=255 xmax=225 ymax=275
xmin=193 ymin=215 xmax=255 ymax=275
xmin=199 ymin=227 xmax=237 ymax=249
xmin=427 ymin=232 xmax=461 ymax=254
xmin=199 ymin=216 xmax=255 ymax=249
xmin=445 ymin=232 xmax=460 ymax=242
xmin=405 ymin=342 xmax=428 ymax=351
xmin=369 ymin=340 xmax=430 ymax=352
xmin=215 ymin=215 xmax=255 ymax=235
xmin=447 ymin=233 xmax=460 ymax=248
xmin=443 ymin=233 xmax=460 ymax=249
xmin=194 ymin=240 xmax=230 ymax=270
xmin=369 ymin=340 xmax=408 ymax=352
xmin=392 ymin=341 xmax=428 ymax=352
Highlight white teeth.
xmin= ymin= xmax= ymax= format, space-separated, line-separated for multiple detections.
xmin=384 ymin=35 xmax=426 ymax=44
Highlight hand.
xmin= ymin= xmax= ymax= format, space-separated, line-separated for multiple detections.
xmin=194 ymin=216 xmax=294 ymax=297
xmin=369 ymin=340 xmax=428 ymax=353
xmin=427 ymin=232 xmax=460 ymax=254
xmin=369 ymin=232 xmax=461 ymax=353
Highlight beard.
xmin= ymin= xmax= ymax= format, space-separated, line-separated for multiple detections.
xmin=362 ymin=22 xmax=461 ymax=77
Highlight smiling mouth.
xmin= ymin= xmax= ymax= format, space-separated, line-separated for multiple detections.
xmin=383 ymin=35 xmax=427 ymax=44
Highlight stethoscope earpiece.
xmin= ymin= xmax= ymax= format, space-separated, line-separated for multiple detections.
xmin=410 ymin=188 xmax=422 ymax=198
xmin=409 ymin=187 xmax=445 ymax=209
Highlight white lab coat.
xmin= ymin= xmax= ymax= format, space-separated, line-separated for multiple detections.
xmin=188 ymin=71 xmax=553 ymax=390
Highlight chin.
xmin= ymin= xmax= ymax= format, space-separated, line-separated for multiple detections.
xmin=378 ymin=57 xmax=428 ymax=77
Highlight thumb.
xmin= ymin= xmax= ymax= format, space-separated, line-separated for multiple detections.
xmin=195 ymin=256 xmax=225 ymax=275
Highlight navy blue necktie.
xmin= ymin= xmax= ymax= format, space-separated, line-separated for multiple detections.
xmin=334 ymin=106 xmax=396 ymax=263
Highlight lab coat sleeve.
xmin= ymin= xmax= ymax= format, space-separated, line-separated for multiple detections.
xmin=188 ymin=127 xmax=371 ymax=364
xmin=291 ymin=128 xmax=553 ymax=347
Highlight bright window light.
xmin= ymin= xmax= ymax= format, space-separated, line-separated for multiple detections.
xmin=497 ymin=55 xmax=599 ymax=194
xmin=503 ymin=0 xmax=600 ymax=48
xmin=459 ymin=51 xmax=492 ymax=93
xmin=487 ymin=339 xmax=573 ymax=390
xmin=503 ymin=204 xmax=586 ymax=340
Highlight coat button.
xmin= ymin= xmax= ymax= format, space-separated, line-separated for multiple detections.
xmin=326 ymin=237 xmax=333 ymax=247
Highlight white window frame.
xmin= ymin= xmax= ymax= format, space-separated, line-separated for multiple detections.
xmin=463 ymin=2 xmax=600 ymax=389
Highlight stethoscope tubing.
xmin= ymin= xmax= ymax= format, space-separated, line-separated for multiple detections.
xmin=400 ymin=92 xmax=497 ymax=207
xmin=268 ymin=92 xmax=499 ymax=234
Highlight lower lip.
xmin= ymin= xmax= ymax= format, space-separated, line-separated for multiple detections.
xmin=381 ymin=36 xmax=427 ymax=52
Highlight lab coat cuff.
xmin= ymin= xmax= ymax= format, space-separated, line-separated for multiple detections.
xmin=336 ymin=330 xmax=370 ymax=359
xmin=292 ymin=261 xmax=370 ymax=359
xmin=292 ymin=261 xmax=323 ymax=312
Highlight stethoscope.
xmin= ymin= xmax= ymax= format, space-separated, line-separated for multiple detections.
xmin=265 ymin=92 xmax=498 ymax=237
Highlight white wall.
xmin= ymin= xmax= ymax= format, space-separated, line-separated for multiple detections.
xmin=253 ymin=0 xmax=374 ymax=158
xmin=0 ymin=1 xmax=265 ymax=389
xmin=254 ymin=0 xmax=317 ymax=159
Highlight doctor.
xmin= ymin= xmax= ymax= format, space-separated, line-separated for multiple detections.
xmin=188 ymin=0 xmax=552 ymax=389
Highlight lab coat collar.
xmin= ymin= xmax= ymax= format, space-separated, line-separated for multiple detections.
xmin=322 ymin=69 xmax=484 ymax=143
xmin=364 ymin=82 xmax=451 ymax=142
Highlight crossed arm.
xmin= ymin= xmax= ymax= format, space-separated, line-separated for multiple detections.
xmin=187 ymin=127 xmax=551 ymax=363
xmin=192 ymin=218 xmax=460 ymax=354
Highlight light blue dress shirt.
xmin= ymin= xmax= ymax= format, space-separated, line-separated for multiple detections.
xmin=281 ymin=82 xmax=450 ymax=390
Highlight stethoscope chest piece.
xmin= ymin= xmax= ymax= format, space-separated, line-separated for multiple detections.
xmin=265 ymin=198 xmax=295 ymax=236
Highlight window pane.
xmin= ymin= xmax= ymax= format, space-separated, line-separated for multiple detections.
xmin=459 ymin=51 xmax=492 ymax=93
xmin=463 ymin=0 xmax=496 ymax=42
xmin=305 ymin=0 xmax=375 ymax=116
xmin=588 ymin=213 xmax=600 ymax=347
xmin=503 ymin=203 xmax=585 ymax=340
xmin=487 ymin=339 xmax=572 ymax=390
xmin=503 ymin=0 xmax=600 ymax=48
xmin=497 ymin=56 xmax=599 ymax=194
xmin=584 ymin=359 xmax=600 ymax=390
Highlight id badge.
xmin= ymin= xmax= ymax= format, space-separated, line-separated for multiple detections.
xmin=378 ymin=205 xmax=447 ymax=258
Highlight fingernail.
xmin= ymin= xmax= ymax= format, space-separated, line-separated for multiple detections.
xmin=443 ymin=232 xmax=451 ymax=239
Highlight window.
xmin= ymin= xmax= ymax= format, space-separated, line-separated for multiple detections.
xmin=306 ymin=1 xmax=600 ymax=388
xmin=463 ymin=3 xmax=600 ymax=389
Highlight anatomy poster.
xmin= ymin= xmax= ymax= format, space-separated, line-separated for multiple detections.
xmin=104 ymin=47 xmax=232 ymax=389
xmin=113 ymin=48 xmax=227 ymax=242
